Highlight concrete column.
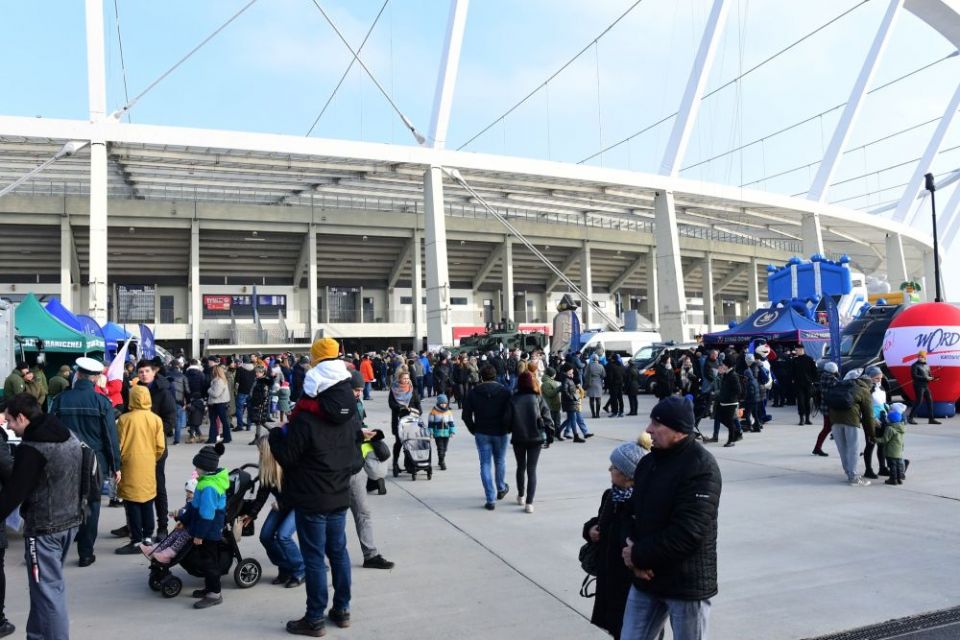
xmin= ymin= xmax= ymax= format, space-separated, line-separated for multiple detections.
xmin=703 ymin=254 xmax=715 ymax=330
xmin=801 ymin=213 xmax=824 ymax=257
xmin=60 ymin=217 xmax=73 ymax=309
xmin=502 ymin=236 xmax=514 ymax=321
xmin=886 ymin=233 xmax=909 ymax=287
xmin=358 ymin=285 xmax=364 ymax=323
xmin=322 ymin=286 xmax=331 ymax=323
xmin=748 ymin=257 xmax=761 ymax=313
xmin=190 ymin=219 xmax=201 ymax=357
xmin=412 ymin=228 xmax=424 ymax=342
xmin=85 ymin=0 xmax=108 ymax=323
xmin=646 ymin=248 xmax=660 ymax=329
xmin=423 ymin=167 xmax=452 ymax=347
xmin=307 ymin=224 xmax=318 ymax=339
xmin=653 ymin=192 xmax=688 ymax=341
xmin=581 ymin=240 xmax=593 ymax=329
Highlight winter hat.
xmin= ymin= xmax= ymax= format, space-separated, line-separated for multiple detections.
xmin=824 ymin=361 xmax=839 ymax=374
xmin=436 ymin=393 xmax=449 ymax=406
xmin=887 ymin=410 xmax=904 ymax=424
xmin=610 ymin=442 xmax=644 ymax=478
xmin=349 ymin=370 xmax=365 ymax=390
xmin=310 ymin=337 xmax=340 ymax=366
xmin=650 ymin=396 xmax=695 ymax=434
xmin=890 ymin=402 xmax=907 ymax=415
xmin=864 ymin=365 xmax=883 ymax=378
xmin=281 ymin=380 xmax=289 ymax=388
xmin=185 ymin=478 xmax=198 ymax=493
xmin=192 ymin=442 xmax=225 ymax=473
xmin=545 ymin=367 xmax=556 ymax=377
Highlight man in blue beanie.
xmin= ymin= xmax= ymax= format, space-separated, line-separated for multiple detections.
xmin=619 ymin=395 xmax=722 ymax=640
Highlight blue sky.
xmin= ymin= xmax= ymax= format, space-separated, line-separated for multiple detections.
xmin=1 ymin=0 xmax=957 ymax=296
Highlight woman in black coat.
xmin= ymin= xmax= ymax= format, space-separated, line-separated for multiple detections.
xmin=652 ymin=355 xmax=676 ymax=400
xmin=388 ymin=371 xmax=421 ymax=476
xmin=583 ymin=442 xmax=644 ymax=640
xmin=505 ymin=372 xmax=553 ymax=513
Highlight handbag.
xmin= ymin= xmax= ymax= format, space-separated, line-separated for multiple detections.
xmin=578 ymin=541 xmax=599 ymax=598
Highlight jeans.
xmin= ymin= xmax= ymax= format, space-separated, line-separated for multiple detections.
xmin=174 ymin=405 xmax=186 ymax=444
xmin=363 ymin=381 xmax=372 ymax=401
xmin=235 ymin=392 xmax=249 ymax=429
xmin=832 ymin=423 xmax=860 ymax=480
xmin=295 ymin=509 xmax=351 ymax=621
xmin=414 ymin=376 xmax=424 ymax=399
xmin=888 ymin=456 xmax=905 ymax=482
xmin=474 ymin=433 xmax=510 ymax=503
xmin=260 ymin=509 xmax=304 ymax=579
xmin=208 ymin=403 xmax=231 ymax=443
xmin=621 ymin=586 xmax=711 ymax=640
xmin=513 ymin=443 xmax=542 ymax=504
xmin=26 ymin=528 xmax=76 ymax=640
xmin=561 ymin=410 xmax=589 ymax=438
xmin=423 ymin=372 xmax=433 ymax=397
xmin=124 ymin=500 xmax=155 ymax=543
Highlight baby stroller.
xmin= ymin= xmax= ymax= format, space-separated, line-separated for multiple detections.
xmin=148 ymin=464 xmax=263 ymax=598
xmin=394 ymin=410 xmax=433 ymax=481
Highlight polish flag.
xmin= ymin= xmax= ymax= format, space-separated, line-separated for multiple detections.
xmin=106 ymin=338 xmax=133 ymax=407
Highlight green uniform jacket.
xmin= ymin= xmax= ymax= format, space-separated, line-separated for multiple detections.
xmin=540 ymin=376 xmax=562 ymax=412
xmin=875 ymin=421 xmax=905 ymax=459
xmin=3 ymin=370 xmax=25 ymax=400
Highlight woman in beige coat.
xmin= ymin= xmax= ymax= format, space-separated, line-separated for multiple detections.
xmin=116 ymin=385 xmax=165 ymax=554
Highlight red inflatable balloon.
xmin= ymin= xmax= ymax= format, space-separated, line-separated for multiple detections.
xmin=883 ymin=302 xmax=960 ymax=409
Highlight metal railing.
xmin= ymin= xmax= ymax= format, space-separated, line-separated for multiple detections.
xmin=15 ymin=181 xmax=801 ymax=253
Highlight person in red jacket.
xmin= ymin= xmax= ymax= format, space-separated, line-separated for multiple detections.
xmin=359 ymin=355 xmax=375 ymax=401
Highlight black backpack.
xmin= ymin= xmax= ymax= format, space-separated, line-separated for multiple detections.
xmin=824 ymin=380 xmax=858 ymax=411
xmin=78 ymin=442 xmax=101 ymax=523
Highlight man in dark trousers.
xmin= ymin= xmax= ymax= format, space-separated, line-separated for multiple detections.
xmin=792 ymin=345 xmax=818 ymax=425
xmin=136 ymin=360 xmax=176 ymax=537
xmin=621 ymin=396 xmax=722 ymax=640
xmin=51 ymin=357 xmax=119 ymax=567
xmin=0 ymin=394 xmax=84 ymax=639
xmin=908 ymin=350 xmax=940 ymax=425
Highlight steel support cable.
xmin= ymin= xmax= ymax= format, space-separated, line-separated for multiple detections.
xmin=111 ymin=0 xmax=259 ymax=120
xmin=440 ymin=167 xmax=622 ymax=330
xmin=825 ymin=164 xmax=960 ymax=205
xmin=578 ymin=0 xmax=874 ymax=164
xmin=112 ymin=0 xmax=131 ymax=122
xmin=738 ymin=114 xmax=943 ymax=188
xmin=308 ymin=0 xmax=424 ymax=143
xmin=456 ymin=0 xmax=646 ymax=151
xmin=683 ymin=50 xmax=958 ymax=173
xmin=305 ymin=0 xmax=390 ymax=136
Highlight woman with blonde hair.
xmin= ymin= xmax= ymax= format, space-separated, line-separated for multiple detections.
xmin=243 ymin=438 xmax=305 ymax=587
xmin=207 ymin=365 xmax=232 ymax=444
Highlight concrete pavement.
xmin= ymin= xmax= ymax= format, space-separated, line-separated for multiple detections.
xmin=3 ymin=392 xmax=959 ymax=639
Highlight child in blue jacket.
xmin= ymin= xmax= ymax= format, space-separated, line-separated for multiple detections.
xmin=189 ymin=443 xmax=229 ymax=609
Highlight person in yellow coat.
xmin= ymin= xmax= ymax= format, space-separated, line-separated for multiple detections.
xmin=115 ymin=385 xmax=165 ymax=555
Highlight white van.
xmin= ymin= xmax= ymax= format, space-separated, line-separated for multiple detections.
xmin=581 ymin=331 xmax=663 ymax=359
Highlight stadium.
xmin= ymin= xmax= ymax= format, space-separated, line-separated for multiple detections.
xmin=0 ymin=0 xmax=952 ymax=357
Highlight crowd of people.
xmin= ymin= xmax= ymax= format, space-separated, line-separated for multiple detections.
xmin=0 ymin=331 xmax=942 ymax=639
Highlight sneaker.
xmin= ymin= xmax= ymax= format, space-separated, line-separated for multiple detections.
xmin=516 ymin=495 xmax=525 ymax=506
xmin=524 ymin=504 xmax=534 ymax=514
xmin=573 ymin=437 xmax=586 ymax=443
xmin=111 ymin=525 xmax=130 ymax=538
xmin=496 ymin=484 xmax=510 ymax=500
xmin=849 ymin=476 xmax=871 ymax=487
xmin=362 ymin=555 xmax=395 ymax=570
xmin=78 ymin=555 xmax=96 ymax=567
xmin=115 ymin=542 xmax=142 ymax=555
xmin=929 ymin=419 xmax=942 ymax=425
xmin=812 ymin=449 xmax=828 ymax=457
xmin=907 ymin=418 xmax=918 ymax=425
xmin=285 ymin=576 xmax=305 ymax=588
xmin=193 ymin=593 xmax=222 ymax=609
xmin=864 ymin=470 xmax=878 ymax=479
xmin=484 ymin=502 xmax=495 ymax=511
xmin=272 ymin=573 xmax=292 ymax=585
xmin=327 ymin=609 xmax=351 ymax=629
xmin=722 ymin=442 xmax=735 ymax=447
xmin=0 ymin=619 xmax=14 ymax=638
xmin=584 ymin=433 xmax=595 ymax=439
xmin=885 ymin=478 xmax=897 ymax=485
xmin=878 ymin=468 xmax=890 ymax=476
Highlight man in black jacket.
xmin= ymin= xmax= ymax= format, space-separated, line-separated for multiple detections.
xmin=792 ymin=345 xmax=818 ymax=425
xmin=621 ymin=396 xmax=721 ymax=640
xmin=462 ymin=365 xmax=513 ymax=510
xmin=268 ymin=341 xmax=363 ymax=637
xmin=0 ymin=394 xmax=83 ymax=639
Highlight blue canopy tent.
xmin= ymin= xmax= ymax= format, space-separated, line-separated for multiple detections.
xmin=44 ymin=299 xmax=107 ymax=348
xmin=101 ymin=322 xmax=137 ymax=359
xmin=702 ymin=305 xmax=830 ymax=357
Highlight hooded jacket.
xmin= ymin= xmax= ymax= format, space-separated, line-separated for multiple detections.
xmin=628 ymin=435 xmax=722 ymax=601
xmin=0 ymin=413 xmax=83 ymax=537
xmin=116 ymin=386 xmax=165 ymax=503
xmin=185 ymin=365 xmax=208 ymax=399
xmin=186 ymin=468 xmax=229 ymax=540
xmin=827 ymin=377 xmax=876 ymax=437
xmin=462 ymin=381 xmax=511 ymax=436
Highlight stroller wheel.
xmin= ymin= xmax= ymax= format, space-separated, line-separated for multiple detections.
xmin=148 ymin=573 xmax=163 ymax=592
xmin=234 ymin=557 xmax=262 ymax=589
xmin=160 ymin=575 xmax=182 ymax=598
